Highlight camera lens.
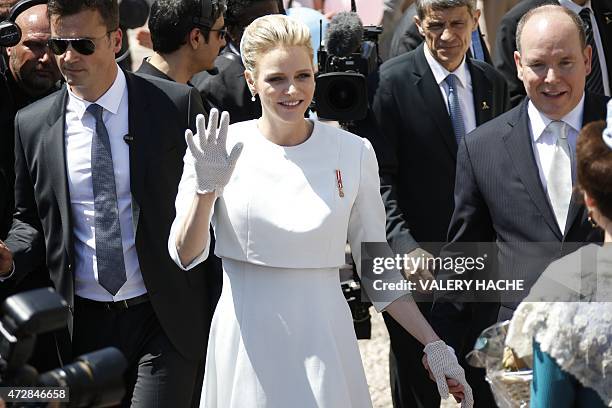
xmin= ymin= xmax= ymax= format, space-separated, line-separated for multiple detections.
xmin=328 ymin=78 xmax=359 ymax=111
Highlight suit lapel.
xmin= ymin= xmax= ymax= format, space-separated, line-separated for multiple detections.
xmin=42 ymin=88 xmax=74 ymax=260
xmin=468 ymin=60 xmax=494 ymax=126
xmin=413 ymin=45 xmax=457 ymax=159
xmin=502 ymin=100 xmax=562 ymax=239
xmin=124 ymin=71 xmax=152 ymax=234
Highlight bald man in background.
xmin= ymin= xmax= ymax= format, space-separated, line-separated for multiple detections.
xmin=2 ymin=3 xmax=60 ymax=184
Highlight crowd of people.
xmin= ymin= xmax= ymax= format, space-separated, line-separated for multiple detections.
xmin=0 ymin=0 xmax=610 ymax=407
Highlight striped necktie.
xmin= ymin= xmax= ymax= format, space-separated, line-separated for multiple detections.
xmin=445 ymin=74 xmax=466 ymax=144
xmin=579 ymin=8 xmax=604 ymax=95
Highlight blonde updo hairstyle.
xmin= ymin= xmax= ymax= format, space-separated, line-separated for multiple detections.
xmin=240 ymin=14 xmax=314 ymax=80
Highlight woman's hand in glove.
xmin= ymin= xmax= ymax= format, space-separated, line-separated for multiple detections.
xmin=422 ymin=340 xmax=474 ymax=407
xmin=185 ymin=109 xmax=243 ymax=195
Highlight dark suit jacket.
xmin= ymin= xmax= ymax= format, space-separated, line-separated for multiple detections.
xmin=370 ymin=43 xmax=509 ymax=257
xmin=191 ymin=47 xmax=262 ymax=124
xmin=388 ymin=4 xmax=492 ymax=64
xmin=6 ymin=71 xmax=214 ymax=362
xmin=494 ymin=0 xmax=612 ymax=107
xmin=432 ymin=93 xmax=609 ymax=354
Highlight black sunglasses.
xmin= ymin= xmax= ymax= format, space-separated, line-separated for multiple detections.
xmin=47 ymin=31 xmax=114 ymax=56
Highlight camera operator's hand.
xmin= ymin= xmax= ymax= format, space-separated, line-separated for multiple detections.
xmin=0 ymin=240 xmax=14 ymax=277
xmin=186 ymin=109 xmax=243 ymax=195
xmin=403 ymin=247 xmax=436 ymax=293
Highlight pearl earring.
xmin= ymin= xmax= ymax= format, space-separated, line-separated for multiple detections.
xmin=251 ymin=94 xmax=256 ymax=102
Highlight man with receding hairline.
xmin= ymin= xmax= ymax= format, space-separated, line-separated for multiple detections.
xmin=431 ymin=5 xmax=609 ymax=405
xmin=494 ymin=0 xmax=612 ymax=107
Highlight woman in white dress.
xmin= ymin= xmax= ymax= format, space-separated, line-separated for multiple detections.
xmin=168 ymin=14 xmax=472 ymax=408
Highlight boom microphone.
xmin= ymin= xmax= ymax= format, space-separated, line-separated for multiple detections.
xmin=325 ymin=11 xmax=363 ymax=57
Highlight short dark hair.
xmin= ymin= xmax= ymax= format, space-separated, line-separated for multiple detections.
xmin=225 ymin=0 xmax=278 ymax=42
xmin=415 ymin=0 xmax=476 ymax=20
xmin=515 ymin=4 xmax=586 ymax=54
xmin=577 ymin=120 xmax=612 ymax=221
xmin=149 ymin=0 xmax=225 ymax=54
xmin=47 ymin=0 xmax=119 ymax=31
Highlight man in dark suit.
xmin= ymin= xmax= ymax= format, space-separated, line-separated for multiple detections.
xmin=494 ymin=0 xmax=612 ymax=107
xmin=191 ymin=0 xmax=280 ymax=123
xmin=0 ymin=0 xmax=215 ymax=406
xmin=433 ymin=5 xmax=608 ymax=406
xmin=388 ymin=1 xmax=492 ymax=63
xmin=370 ymin=1 xmax=508 ymax=406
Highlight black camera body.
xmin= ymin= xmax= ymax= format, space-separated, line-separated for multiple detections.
xmin=0 ymin=288 xmax=128 ymax=407
xmin=314 ymin=20 xmax=382 ymax=122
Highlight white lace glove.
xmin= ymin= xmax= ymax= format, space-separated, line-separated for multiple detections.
xmin=185 ymin=109 xmax=243 ymax=195
xmin=424 ymin=340 xmax=474 ymax=407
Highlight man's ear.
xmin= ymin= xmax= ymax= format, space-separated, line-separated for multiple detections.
xmin=189 ymin=28 xmax=201 ymax=49
xmin=414 ymin=15 xmax=425 ymax=37
xmin=472 ymin=9 xmax=481 ymax=32
xmin=112 ymin=28 xmax=123 ymax=54
xmin=583 ymin=45 xmax=593 ymax=77
xmin=514 ymin=50 xmax=523 ymax=82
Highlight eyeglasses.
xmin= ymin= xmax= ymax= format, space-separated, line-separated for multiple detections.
xmin=194 ymin=25 xmax=228 ymax=40
xmin=47 ymin=31 xmax=115 ymax=56
xmin=209 ymin=27 xmax=228 ymax=40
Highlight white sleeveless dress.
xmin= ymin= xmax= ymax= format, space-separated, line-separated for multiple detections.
xmin=169 ymin=120 xmax=410 ymax=407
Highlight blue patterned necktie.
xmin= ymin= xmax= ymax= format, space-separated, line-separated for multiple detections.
xmin=445 ymin=74 xmax=466 ymax=144
xmin=88 ymin=103 xmax=127 ymax=295
xmin=579 ymin=8 xmax=604 ymax=95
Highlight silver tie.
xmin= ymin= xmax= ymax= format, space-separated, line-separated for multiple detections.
xmin=546 ymin=121 xmax=572 ymax=233
xmin=88 ymin=103 xmax=127 ymax=295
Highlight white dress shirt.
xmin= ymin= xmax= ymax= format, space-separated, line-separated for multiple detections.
xmin=65 ymin=67 xmax=146 ymax=301
xmin=527 ymin=95 xmax=584 ymax=193
xmin=560 ymin=0 xmax=610 ymax=96
xmin=424 ymin=44 xmax=478 ymax=134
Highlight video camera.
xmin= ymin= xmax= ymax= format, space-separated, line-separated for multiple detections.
xmin=314 ymin=11 xmax=382 ymax=122
xmin=0 ymin=288 xmax=127 ymax=407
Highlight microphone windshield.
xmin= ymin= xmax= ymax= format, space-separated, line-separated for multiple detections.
xmin=325 ymin=11 xmax=363 ymax=57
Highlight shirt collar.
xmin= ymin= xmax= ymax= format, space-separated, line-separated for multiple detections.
xmin=528 ymin=94 xmax=585 ymax=142
xmin=424 ymin=43 xmax=469 ymax=88
xmin=558 ymin=0 xmax=592 ymax=14
xmin=66 ymin=66 xmax=126 ymax=120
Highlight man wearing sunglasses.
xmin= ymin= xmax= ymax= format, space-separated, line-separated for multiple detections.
xmin=0 ymin=0 xmax=219 ymax=406
xmin=137 ymin=0 xmax=227 ymax=93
